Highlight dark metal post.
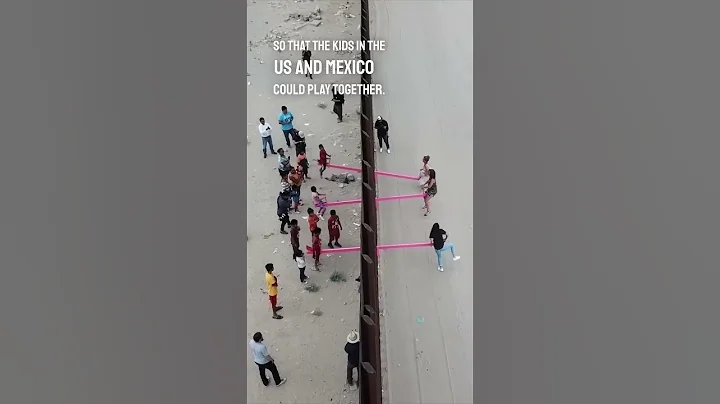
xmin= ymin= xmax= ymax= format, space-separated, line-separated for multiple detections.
xmin=358 ymin=0 xmax=382 ymax=403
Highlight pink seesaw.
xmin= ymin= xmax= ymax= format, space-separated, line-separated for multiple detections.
xmin=323 ymin=193 xmax=425 ymax=207
xmin=306 ymin=241 xmax=433 ymax=255
xmin=325 ymin=163 xmax=418 ymax=181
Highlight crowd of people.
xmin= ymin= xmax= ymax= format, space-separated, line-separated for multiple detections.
xmin=251 ymin=102 xmax=459 ymax=391
xmin=251 ymin=101 xmax=363 ymax=391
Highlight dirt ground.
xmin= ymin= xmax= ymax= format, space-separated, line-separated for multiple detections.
xmin=246 ymin=1 xmax=365 ymax=403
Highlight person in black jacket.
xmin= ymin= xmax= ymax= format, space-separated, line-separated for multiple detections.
xmin=344 ymin=330 xmax=360 ymax=388
xmin=374 ymin=116 xmax=390 ymax=153
xmin=302 ymin=49 xmax=313 ymax=79
xmin=277 ymin=191 xmax=292 ymax=234
xmin=331 ymin=86 xmax=345 ymax=122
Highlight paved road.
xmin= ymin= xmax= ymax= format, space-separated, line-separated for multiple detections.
xmin=370 ymin=1 xmax=720 ymax=403
xmin=371 ymin=1 xmax=474 ymax=403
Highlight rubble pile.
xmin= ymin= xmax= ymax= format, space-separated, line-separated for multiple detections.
xmin=328 ymin=173 xmax=357 ymax=184
xmin=335 ymin=4 xmax=356 ymax=19
xmin=288 ymin=7 xmax=322 ymax=22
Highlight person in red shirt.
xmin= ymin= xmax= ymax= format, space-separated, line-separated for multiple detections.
xmin=327 ymin=209 xmax=343 ymax=248
xmin=307 ymin=207 xmax=320 ymax=234
xmin=311 ymin=228 xmax=323 ymax=268
xmin=316 ymin=144 xmax=331 ymax=177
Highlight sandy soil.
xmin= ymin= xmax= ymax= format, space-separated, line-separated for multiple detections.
xmin=246 ymin=1 xmax=365 ymax=403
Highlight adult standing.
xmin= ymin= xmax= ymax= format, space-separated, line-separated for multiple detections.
xmin=277 ymin=148 xmax=291 ymax=179
xmin=302 ymin=49 xmax=313 ymax=79
xmin=249 ymin=332 xmax=287 ymax=386
xmin=421 ymin=168 xmax=437 ymax=216
xmin=277 ymin=191 xmax=292 ymax=235
xmin=265 ymin=263 xmax=284 ymax=319
xmin=344 ymin=330 xmax=360 ymax=388
xmin=428 ymin=223 xmax=460 ymax=272
xmin=289 ymin=219 xmax=301 ymax=253
xmin=278 ymin=106 xmax=295 ymax=148
xmin=374 ymin=116 xmax=390 ymax=154
xmin=258 ymin=117 xmax=276 ymax=158
xmin=292 ymin=130 xmax=307 ymax=157
xmin=331 ymin=86 xmax=345 ymax=122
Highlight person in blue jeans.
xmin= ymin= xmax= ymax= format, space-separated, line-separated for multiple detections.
xmin=429 ymin=223 xmax=460 ymax=272
xmin=278 ymin=106 xmax=295 ymax=148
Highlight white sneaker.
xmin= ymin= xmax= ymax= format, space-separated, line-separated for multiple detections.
xmin=437 ymin=266 xmax=444 ymax=272
xmin=387 ymin=148 xmax=391 ymax=154
xmin=453 ymin=256 xmax=461 ymax=261
xmin=379 ymin=148 xmax=383 ymax=153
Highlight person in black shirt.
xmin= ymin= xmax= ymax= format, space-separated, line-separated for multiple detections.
xmin=344 ymin=330 xmax=360 ymax=388
xmin=292 ymin=130 xmax=307 ymax=157
xmin=331 ymin=86 xmax=345 ymax=122
xmin=428 ymin=223 xmax=460 ymax=272
xmin=302 ymin=49 xmax=312 ymax=79
xmin=277 ymin=191 xmax=292 ymax=234
xmin=374 ymin=116 xmax=390 ymax=153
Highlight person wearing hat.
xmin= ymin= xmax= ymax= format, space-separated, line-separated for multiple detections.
xmin=344 ymin=330 xmax=360 ymax=387
xmin=292 ymin=130 xmax=307 ymax=157
xmin=374 ymin=116 xmax=390 ymax=153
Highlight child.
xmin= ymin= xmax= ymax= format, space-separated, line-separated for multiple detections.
xmin=417 ymin=155 xmax=431 ymax=181
xmin=310 ymin=186 xmax=327 ymax=218
xmin=265 ymin=263 xmax=283 ymax=319
xmin=287 ymin=168 xmax=303 ymax=212
xmin=293 ymin=249 xmax=308 ymax=283
xmin=295 ymin=163 xmax=305 ymax=182
xmin=317 ymin=144 xmax=331 ymax=177
xmin=311 ymin=228 xmax=322 ymax=269
xmin=307 ymin=207 xmax=320 ymax=234
xmin=327 ymin=209 xmax=343 ymax=248
xmin=297 ymin=151 xmax=311 ymax=180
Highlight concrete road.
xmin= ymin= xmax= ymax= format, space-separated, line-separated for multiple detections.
xmin=371 ymin=1 xmax=474 ymax=403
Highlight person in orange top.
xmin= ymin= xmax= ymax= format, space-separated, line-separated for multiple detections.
xmin=287 ymin=168 xmax=303 ymax=212
xmin=307 ymin=207 xmax=320 ymax=234
xmin=265 ymin=263 xmax=283 ymax=319
xmin=327 ymin=209 xmax=343 ymax=248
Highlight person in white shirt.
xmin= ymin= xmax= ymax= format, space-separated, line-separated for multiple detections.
xmin=293 ymin=249 xmax=308 ymax=283
xmin=258 ymin=117 xmax=277 ymax=158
